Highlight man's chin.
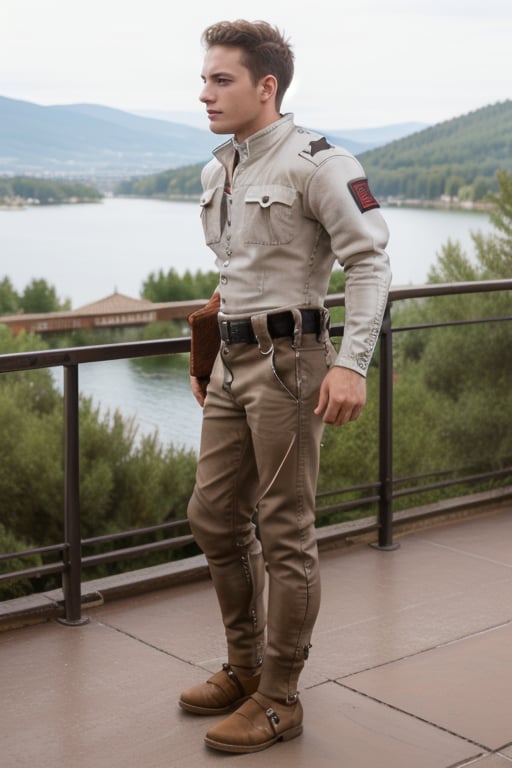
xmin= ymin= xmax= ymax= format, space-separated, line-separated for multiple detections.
xmin=209 ymin=124 xmax=231 ymax=135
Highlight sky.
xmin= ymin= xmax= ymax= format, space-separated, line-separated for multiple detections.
xmin=1 ymin=0 xmax=511 ymax=131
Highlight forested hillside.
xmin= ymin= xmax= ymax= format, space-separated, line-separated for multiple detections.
xmin=0 ymin=177 xmax=102 ymax=206
xmin=116 ymin=101 xmax=512 ymax=203
xmin=116 ymin=163 xmax=203 ymax=199
xmin=360 ymin=100 xmax=512 ymax=201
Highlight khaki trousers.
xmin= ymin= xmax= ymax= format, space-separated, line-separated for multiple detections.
xmin=187 ymin=314 xmax=334 ymax=700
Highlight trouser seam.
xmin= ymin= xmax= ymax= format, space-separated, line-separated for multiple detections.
xmin=285 ymin=382 xmax=312 ymax=694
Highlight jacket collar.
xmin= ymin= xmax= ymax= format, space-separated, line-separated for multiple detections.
xmin=213 ymin=113 xmax=295 ymax=169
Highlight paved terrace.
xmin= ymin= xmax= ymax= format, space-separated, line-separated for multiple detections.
xmin=2 ymin=504 xmax=512 ymax=768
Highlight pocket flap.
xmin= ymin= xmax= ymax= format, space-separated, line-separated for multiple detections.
xmin=199 ymin=187 xmax=218 ymax=207
xmin=244 ymin=185 xmax=296 ymax=208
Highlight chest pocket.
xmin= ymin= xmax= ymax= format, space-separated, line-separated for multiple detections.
xmin=243 ymin=185 xmax=297 ymax=245
xmin=199 ymin=186 xmax=224 ymax=244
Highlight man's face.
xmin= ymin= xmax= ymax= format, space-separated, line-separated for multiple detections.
xmin=199 ymin=45 xmax=269 ymax=142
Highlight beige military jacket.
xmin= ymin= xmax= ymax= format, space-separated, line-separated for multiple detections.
xmin=199 ymin=113 xmax=391 ymax=375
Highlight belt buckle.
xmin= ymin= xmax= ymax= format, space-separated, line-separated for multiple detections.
xmin=220 ymin=319 xmax=250 ymax=344
xmin=220 ymin=319 xmax=232 ymax=344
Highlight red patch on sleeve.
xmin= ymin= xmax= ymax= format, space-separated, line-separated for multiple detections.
xmin=348 ymin=177 xmax=380 ymax=213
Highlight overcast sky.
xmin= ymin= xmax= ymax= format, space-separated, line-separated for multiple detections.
xmin=1 ymin=0 xmax=511 ymax=130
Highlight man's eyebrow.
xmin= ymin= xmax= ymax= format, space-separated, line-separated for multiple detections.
xmin=201 ymin=70 xmax=234 ymax=81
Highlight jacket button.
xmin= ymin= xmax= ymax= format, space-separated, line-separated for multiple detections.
xmin=221 ymin=276 xmax=228 ymax=285
xmin=262 ymin=195 xmax=270 ymax=204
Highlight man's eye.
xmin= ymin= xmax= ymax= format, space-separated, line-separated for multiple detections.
xmin=217 ymin=78 xmax=230 ymax=85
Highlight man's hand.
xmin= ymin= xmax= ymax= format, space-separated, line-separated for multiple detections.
xmin=314 ymin=366 xmax=366 ymax=426
xmin=190 ymin=375 xmax=209 ymax=408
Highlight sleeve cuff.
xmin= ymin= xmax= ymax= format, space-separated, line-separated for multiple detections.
xmin=333 ymin=355 xmax=369 ymax=377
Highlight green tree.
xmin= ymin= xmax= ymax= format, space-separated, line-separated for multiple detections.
xmin=0 ymin=277 xmax=20 ymax=315
xmin=393 ymin=170 xmax=512 ymax=478
xmin=21 ymin=278 xmax=70 ymax=313
xmin=142 ymin=268 xmax=218 ymax=302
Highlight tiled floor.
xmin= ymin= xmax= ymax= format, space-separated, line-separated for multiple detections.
xmin=1 ymin=507 xmax=512 ymax=767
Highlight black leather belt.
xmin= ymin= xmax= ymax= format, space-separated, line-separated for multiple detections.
xmin=219 ymin=309 xmax=322 ymax=345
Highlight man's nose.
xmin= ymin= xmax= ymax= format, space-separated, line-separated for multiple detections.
xmin=199 ymin=83 xmax=212 ymax=103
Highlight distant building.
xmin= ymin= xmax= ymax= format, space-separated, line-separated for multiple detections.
xmin=0 ymin=292 xmax=204 ymax=335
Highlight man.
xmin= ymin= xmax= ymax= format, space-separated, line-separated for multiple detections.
xmin=179 ymin=19 xmax=391 ymax=754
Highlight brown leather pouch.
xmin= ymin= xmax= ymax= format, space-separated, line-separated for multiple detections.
xmin=187 ymin=292 xmax=221 ymax=378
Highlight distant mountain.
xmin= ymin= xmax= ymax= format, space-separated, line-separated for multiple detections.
xmin=359 ymin=100 xmax=512 ymax=201
xmin=0 ymin=96 xmax=429 ymax=177
xmin=0 ymin=96 xmax=219 ymax=176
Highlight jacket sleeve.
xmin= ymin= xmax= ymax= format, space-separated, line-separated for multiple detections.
xmin=305 ymin=153 xmax=392 ymax=375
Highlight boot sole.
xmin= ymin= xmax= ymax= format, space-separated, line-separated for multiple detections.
xmin=204 ymin=724 xmax=303 ymax=753
xmin=178 ymin=694 xmax=250 ymax=716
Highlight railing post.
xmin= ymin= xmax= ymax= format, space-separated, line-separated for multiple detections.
xmin=58 ymin=364 xmax=89 ymax=625
xmin=373 ymin=303 xmax=399 ymax=550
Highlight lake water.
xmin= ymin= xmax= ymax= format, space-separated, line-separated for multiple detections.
xmin=1 ymin=198 xmax=494 ymax=452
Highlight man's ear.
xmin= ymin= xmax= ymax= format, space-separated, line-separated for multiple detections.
xmin=260 ymin=74 xmax=278 ymax=103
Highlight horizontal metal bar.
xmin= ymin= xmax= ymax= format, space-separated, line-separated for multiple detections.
xmin=387 ymin=279 xmax=512 ymax=302
xmin=316 ymin=481 xmax=380 ymax=499
xmin=0 ymin=562 xmax=65 ymax=582
xmin=82 ymin=518 xmax=190 ymax=546
xmin=0 ymin=543 xmax=67 ymax=562
xmin=316 ymin=495 xmax=380 ymax=516
xmin=393 ymin=315 xmax=512 ymax=334
xmin=393 ymin=467 xmax=512 ymax=499
xmin=0 ymin=336 xmax=191 ymax=373
xmin=325 ymin=279 xmax=512 ymax=310
xmin=81 ymin=534 xmax=195 ymax=568
xmin=393 ymin=464 xmax=512 ymax=487
xmin=393 ymin=469 xmax=456 ymax=486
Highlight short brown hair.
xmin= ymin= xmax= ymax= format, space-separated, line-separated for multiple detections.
xmin=201 ymin=20 xmax=294 ymax=111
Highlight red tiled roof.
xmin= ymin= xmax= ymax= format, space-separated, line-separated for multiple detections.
xmin=75 ymin=293 xmax=154 ymax=315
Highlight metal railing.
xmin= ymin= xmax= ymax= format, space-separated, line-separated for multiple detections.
xmin=1 ymin=280 xmax=511 ymax=622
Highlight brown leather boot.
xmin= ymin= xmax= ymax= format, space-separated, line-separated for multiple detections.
xmin=179 ymin=664 xmax=260 ymax=715
xmin=204 ymin=691 xmax=303 ymax=753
